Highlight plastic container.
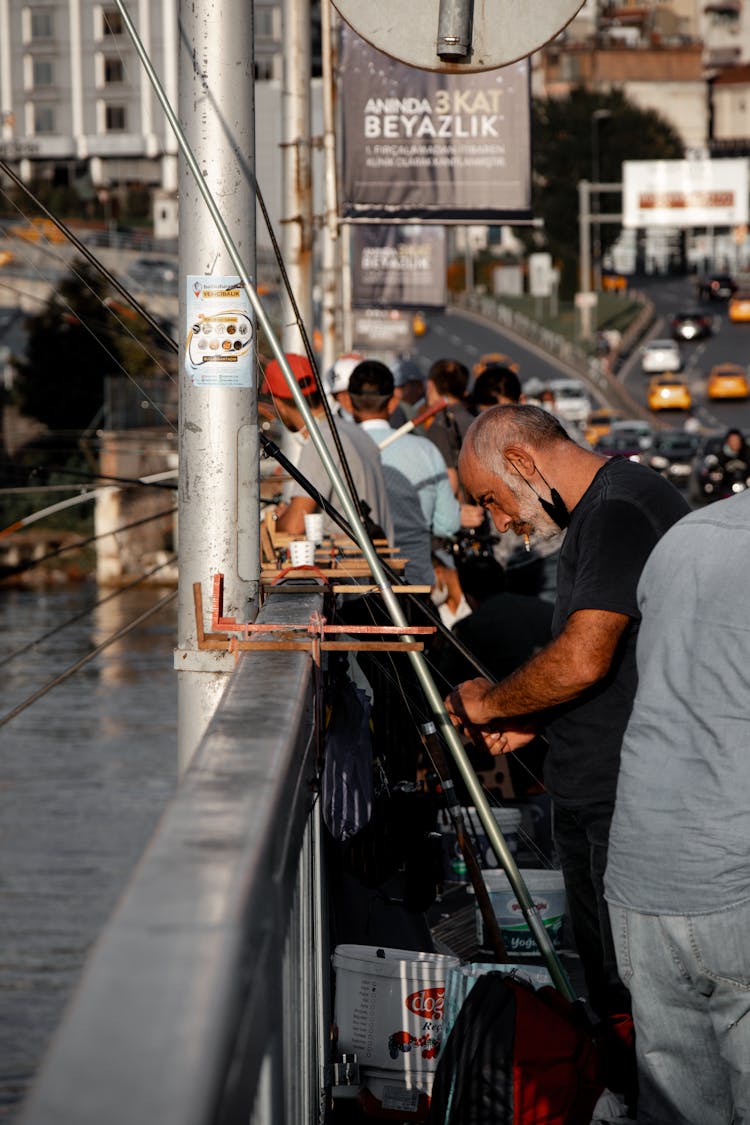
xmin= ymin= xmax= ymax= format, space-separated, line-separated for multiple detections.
xmin=289 ymin=538 xmax=316 ymax=566
xmin=474 ymin=868 xmax=567 ymax=956
xmin=303 ymin=512 xmax=324 ymax=544
xmin=332 ymin=944 xmax=459 ymax=1092
xmin=439 ymin=805 xmax=522 ymax=880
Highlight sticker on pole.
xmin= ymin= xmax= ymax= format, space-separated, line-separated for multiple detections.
xmin=331 ymin=0 xmax=586 ymax=73
xmin=185 ymin=276 xmax=254 ymax=387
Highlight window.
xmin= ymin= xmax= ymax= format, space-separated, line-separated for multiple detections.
xmin=105 ymin=104 xmax=127 ymax=131
xmin=30 ymin=9 xmax=54 ymax=40
xmin=33 ymin=105 xmax=55 ymax=134
xmin=102 ymin=9 xmax=124 ymax=36
xmin=255 ymin=8 xmax=274 ymax=38
xmin=32 ymin=59 xmax=53 ymax=87
xmin=104 ymin=57 xmax=124 ymax=84
xmin=255 ymin=58 xmax=274 ymax=80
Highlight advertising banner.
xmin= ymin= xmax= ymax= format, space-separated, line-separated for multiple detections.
xmin=351 ymin=225 xmax=446 ymax=307
xmin=623 ymin=159 xmax=749 ymax=229
xmin=340 ymin=27 xmax=531 ymax=220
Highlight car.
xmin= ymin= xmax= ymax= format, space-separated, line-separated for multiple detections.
xmin=706 ymin=362 xmax=750 ymax=400
xmin=601 ymin=271 xmax=628 ymax=292
xmin=728 ymin=291 xmax=750 ymax=323
xmin=0 ymin=249 xmax=14 ymax=268
xmin=127 ymin=256 xmax=178 ymax=288
xmin=548 ymin=379 xmax=590 ymax=424
xmin=647 ymin=374 xmax=692 ymax=412
xmin=670 ymin=310 xmax=713 ymax=342
xmin=583 ymin=408 xmax=622 ymax=446
xmin=696 ymin=273 xmax=737 ymax=302
xmin=9 ymin=217 xmax=66 ymax=244
xmin=610 ymin=419 xmax=655 ymax=443
xmin=643 ymin=431 xmax=701 ymax=489
xmin=641 ymin=339 xmax=682 ymax=375
xmin=594 ymin=432 xmax=652 ymax=463
xmin=472 ymin=352 xmax=519 ymax=378
xmin=411 ymin=311 xmax=428 ymax=337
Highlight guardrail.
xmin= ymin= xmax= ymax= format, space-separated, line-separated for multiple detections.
xmin=453 ymin=289 xmax=656 ymax=421
xmin=20 ymin=582 xmax=330 ymax=1125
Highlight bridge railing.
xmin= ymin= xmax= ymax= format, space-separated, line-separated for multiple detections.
xmin=19 ymin=583 xmax=331 ymax=1125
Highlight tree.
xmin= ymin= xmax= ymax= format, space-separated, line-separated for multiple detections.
xmin=531 ymin=87 xmax=685 ymax=295
xmin=13 ymin=258 xmax=177 ymax=434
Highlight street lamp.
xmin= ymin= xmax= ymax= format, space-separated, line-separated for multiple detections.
xmin=591 ymin=109 xmax=612 ymax=292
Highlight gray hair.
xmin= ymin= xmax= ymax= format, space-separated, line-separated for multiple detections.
xmin=462 ymin=404 xmax=572 ymax=477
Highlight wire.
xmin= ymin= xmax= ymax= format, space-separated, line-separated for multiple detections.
xmin=0 ymin=589 xmax=176 ymax=730
xmin=0 ymin=554 xmax=177 ymax=669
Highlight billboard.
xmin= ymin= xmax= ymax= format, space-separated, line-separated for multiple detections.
xmin=623 ymin=159 xmax=749 ymax=229
xmin=339 ymin=27 xmax=531 ymax=220
xmin=351 ymin=225 xmax=447 ymax=307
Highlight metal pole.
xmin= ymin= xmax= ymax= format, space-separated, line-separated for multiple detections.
xmin=119 ymin=6 xmax=575 ymax=999
xmin=281 ymin=0 xmax=313 ymax=353
xmin=436 ymin=0 xmax=473 ymax=60
xmin=320 ymin=0 xmax=340 ymax=371
xmin=115 ymin=0 xmax=258 ymax=773
xmin=578 ymin=179 xmax=594 ymax=342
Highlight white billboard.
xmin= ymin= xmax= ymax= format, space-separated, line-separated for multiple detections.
xmin=623 ymin=159 xmax=749 ymax=229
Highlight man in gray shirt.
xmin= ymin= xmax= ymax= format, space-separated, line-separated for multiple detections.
xmin=605 ymin=490 xmax=750 ymax=1125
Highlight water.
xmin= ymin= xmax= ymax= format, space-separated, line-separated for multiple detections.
xmin=0 ymin=583 xmax=178 ymax=1119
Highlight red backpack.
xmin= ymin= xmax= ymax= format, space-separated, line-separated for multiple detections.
xmin=427 ymin=971 xmax=605 ymax=1125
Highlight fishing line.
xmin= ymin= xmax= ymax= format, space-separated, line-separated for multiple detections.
xmin=0 ymin=589 xmax=176 ymax=731
xmin=0 ymin=159 xmax=178 ymax=356
xmin=29 ymin=466 xmax=177 ymax=491
xmin=0 ymin=554 xmax=177 ymax=670
xmin=0 ymin=505 xmax=175 ymax=582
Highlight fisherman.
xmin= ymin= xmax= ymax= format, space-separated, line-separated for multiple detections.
xmin=423 ymin=358 xmax=475 ymax=495
xmin=605 ymin=489 xmax=750 ymax=1125
xmin=443 ymin=404 xmax=688 ymax=1095
xmin=323 ymin=351 xmax=364 ymax=423
xmin=260 ymin=353 xmax=393 ymax=543
xmin=349 ymin=360 xmax=482 ymax=587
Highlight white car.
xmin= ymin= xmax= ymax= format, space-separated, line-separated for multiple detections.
xmin=641 ymin=339 xmax=682 ymax=375
xmin=548 ymin=379 xmax=591 ymax=424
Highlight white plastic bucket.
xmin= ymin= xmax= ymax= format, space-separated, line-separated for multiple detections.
xmin=440 ymin=806 xmax=522 ymax=879
xmin=474 ymin=868 xmax=567 ymax=955
xmin=332 ymin=944 xmax=459 ymax=1077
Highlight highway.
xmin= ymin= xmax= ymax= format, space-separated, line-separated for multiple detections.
xmin=415 ymin=279 xmax=750 ymax=437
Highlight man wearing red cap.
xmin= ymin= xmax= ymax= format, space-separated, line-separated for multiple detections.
xmin=261 ymin=353 xmax=393 ymax=541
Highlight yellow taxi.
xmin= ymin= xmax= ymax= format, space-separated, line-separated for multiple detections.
xmin=584 ymin=408 xmax=622 ymax=446
xmin=11 ymin=217 xmax=66 ymax=244
xmin=0 ymin=249 xmax=14 ymax=267
xmin=472 ymin=352 xmax=520 ymax=378
xmin=647 ymin=374 xmax=692 ymax=412
xmin=706 ymin=362 xmax=750 ymax=400
xmin=728 ymin=291 xmax=750 ymax=323
xmin=411 ymin=311 xmax=428 ymax=337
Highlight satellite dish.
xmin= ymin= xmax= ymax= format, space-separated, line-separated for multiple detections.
xmin=330 ymin=0 xmax=586 ymax=73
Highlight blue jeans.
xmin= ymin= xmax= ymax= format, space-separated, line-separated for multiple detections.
xmin=609 ymin=901 xmax=750 ymax=1125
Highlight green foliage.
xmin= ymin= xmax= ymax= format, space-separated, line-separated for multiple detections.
xmin=531 ymin=87 xmax=684 ymax=296
xmin=12 ymin=258 xmax=177 ymax=432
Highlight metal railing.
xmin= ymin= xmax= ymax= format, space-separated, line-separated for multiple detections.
xmin=453 ymin=289 xmax=656 ymax=420
xmin=19 ymin=583 xmax=331 ymax=1125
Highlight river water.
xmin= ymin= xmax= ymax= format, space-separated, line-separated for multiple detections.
xmin=0 ymin=583 xmax=178 ymax=1120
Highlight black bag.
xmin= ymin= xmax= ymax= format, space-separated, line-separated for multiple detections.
xmin=427 ymin=971 xmax=604 ymax=1125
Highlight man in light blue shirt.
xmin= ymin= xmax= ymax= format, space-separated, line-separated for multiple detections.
xmin=348 ymin=361 xmax=463 ymax=586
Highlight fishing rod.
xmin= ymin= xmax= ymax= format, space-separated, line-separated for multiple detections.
xmin=260 ymin=432 xmax=497 ymax=684
xmin=117 ymin=0 xmax=575 ymax=999
xmin=0 ymin=505 xmax=175 ymax=583
xmin=0 ymin=470 xmax=177 ymax=540
xmin=30 ymin=465 xmax=178 ymax=492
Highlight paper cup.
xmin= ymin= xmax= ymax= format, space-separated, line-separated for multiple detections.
xmin=304 ymin=512 xmax=325 ymax=544
xmin=289 ymin=539 xmax=316 ymax=567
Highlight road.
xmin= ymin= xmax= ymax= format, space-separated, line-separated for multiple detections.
xmin=413 ymin=307 xmax=605 ymax=402
xmin=618 ymin=274 xmax=750 ymax=434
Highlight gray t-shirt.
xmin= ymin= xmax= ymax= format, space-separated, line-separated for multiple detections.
xmin=284 ymin=416 xmax=394 ymax=544
xmin=605 ymin=490 xmax=750 ymax=914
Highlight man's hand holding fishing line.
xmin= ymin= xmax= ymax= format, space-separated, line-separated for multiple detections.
xmin=444 ymin=676 xmax=538 ymax=757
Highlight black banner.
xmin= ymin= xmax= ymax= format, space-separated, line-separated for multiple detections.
xmin=340 ymin=27 xmax=531 ymax=220
xmin=351 ymin=224 xmax=446 ymax=307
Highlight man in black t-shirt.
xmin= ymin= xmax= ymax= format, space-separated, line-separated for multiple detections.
xmin=444 ymin=405 xmax=689 ymax=1037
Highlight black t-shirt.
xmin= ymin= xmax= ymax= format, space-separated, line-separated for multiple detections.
xmin=425 ymin=401 xmax=475 ymax=470
xmin=545 ymin=457 xmax=689 ymax=807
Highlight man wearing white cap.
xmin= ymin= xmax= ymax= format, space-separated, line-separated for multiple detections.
xmin=324 ymin=352 xmax=365 ymax=423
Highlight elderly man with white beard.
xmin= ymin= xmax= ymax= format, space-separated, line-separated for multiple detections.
xmin=444 ymin=404 xmax=688 ymax=1107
